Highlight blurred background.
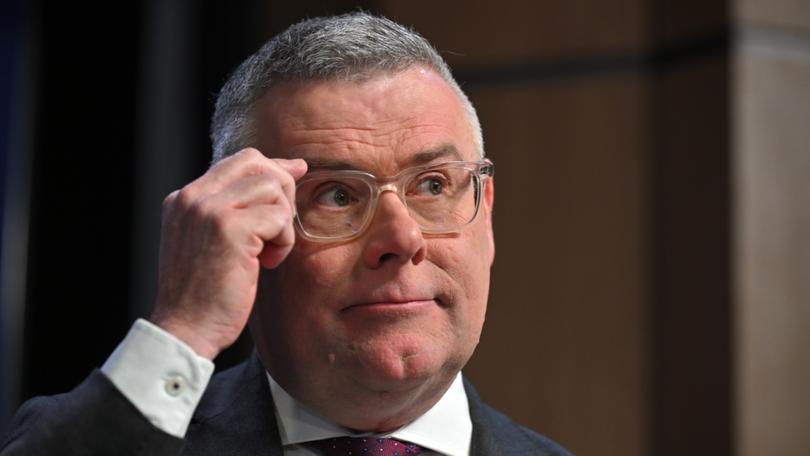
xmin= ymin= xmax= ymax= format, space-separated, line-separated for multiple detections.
xmin=1 ymin=1 xmax=808 ymax=455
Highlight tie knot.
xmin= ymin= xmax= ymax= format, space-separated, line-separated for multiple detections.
xmin=305 ymin=436 xmax=427 ymax=456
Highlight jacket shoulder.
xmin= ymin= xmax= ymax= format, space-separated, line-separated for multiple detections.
xmin=464 ymin=378 xmax=572 ymax=456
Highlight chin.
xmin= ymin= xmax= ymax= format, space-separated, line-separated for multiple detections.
xmin=343 ymin=334 xmax=469 ymax=394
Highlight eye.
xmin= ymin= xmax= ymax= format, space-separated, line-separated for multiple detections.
xmin=314 ymin=184 xmax=357 ymax=207
xmin=412 ymin=174 xmax=448 ymax=197
xmin=420 ymin=178 xmax=443 ymax=195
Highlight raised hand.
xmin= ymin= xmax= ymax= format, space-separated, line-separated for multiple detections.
xmin=149 ymin=148 xmax=307 ymax=359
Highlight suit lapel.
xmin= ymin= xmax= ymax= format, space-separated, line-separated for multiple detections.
xmin=464 ymin=378 xmax=568 ymax=456
xmin=465 ymin=379 xmax=503 ymax=456
xmin=184 ymin=352 xmax=284 ymax=456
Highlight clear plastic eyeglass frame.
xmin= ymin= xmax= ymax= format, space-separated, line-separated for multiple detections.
xmin=294 ymin=159 xmax=495 ymax=242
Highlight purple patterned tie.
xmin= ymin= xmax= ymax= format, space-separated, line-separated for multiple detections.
xmin=304 ymin=436 xmax=427 ymax=455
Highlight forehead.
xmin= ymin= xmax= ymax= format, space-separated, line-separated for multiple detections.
xmin=253 ymin=67 xmax=477 ymax=171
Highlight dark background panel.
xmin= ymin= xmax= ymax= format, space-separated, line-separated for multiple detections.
xmin=22 ymin=2 xmax=143 ymax=398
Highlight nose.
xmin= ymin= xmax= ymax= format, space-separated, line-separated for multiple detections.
xmin=361 ymin=191 xmax=427 ymax=269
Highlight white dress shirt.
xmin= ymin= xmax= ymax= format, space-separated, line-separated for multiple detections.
xmin=101 ymin=319 xmax=472 ymax=455
xmin=269 ymin=370 xmax=471 ymax=456
xmin=101 ymin=319 xmax=214 ymax=437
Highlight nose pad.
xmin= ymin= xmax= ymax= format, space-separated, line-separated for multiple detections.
xmin=377 ymin=182 xmax=399 ymax=200
xmin=361 ymin=191 xmax=427 ymax=269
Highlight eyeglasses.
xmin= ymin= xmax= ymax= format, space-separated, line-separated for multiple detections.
xmin=294 ymin=160 xmax=494 ymax=242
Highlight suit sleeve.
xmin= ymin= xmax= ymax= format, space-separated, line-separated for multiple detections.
xmin=0 ymin=370 xmax=185 ymax=456
xmin=1 ymin=320 xmax=213 ymax=455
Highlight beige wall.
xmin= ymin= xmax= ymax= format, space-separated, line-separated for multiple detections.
xmin=735 ymin=1 xmax=810 ymax=455
xmin=466 ymin=76 xmax=650 ymax=456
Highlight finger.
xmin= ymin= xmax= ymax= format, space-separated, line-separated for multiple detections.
xmin=234 ymin=204 xmax=296 ymax=268
xmin=271 ymin=158 xmax=307 ymax=214
xmin=210 ymin=173 xmax=296 ymax=214
xmin=208 ymin=158 xmax=307 ymax=215
xmin=272 ymin=157 xmax=308 ymax=180
xmin=266 ymin=157 xmax=307 ymax=208
xmin=190 ymin=148 xmax=306 ymax=197
xmin=247 ymin=204 xmax=296 ymax=247
xmin=258 ymin=222 xmax=295 ymax=269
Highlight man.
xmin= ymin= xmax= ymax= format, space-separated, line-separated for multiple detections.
xmin=2 ymin=13 xmax=570 ymax=456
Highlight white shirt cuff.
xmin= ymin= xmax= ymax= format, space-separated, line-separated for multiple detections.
xmin=101 ymin=318 xmax=215 ymax=438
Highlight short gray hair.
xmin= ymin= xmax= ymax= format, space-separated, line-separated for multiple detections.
xmin=209 ymin=12 xmax=483 ymax=163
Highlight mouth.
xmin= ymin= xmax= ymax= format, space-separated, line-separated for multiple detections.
xmin=341 ymin=298 xmax=439 ymax=316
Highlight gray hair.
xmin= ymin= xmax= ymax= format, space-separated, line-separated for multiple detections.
xmin=209 ymin=12 xmax=483 ymax=163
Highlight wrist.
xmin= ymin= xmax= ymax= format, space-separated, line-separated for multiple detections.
xmin=149 ymin=316 xmax=222 ymax=360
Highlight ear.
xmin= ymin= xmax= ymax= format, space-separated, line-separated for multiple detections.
xmin=483 ymin=176 xmax=495 ymax=266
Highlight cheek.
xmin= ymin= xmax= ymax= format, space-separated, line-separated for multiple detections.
xmin=271 ymin=243 xmax=363 ymax=336
xmin=431 ymin=236 xmax=491 ymax=321
xmin=283 ymin=243 xmax=358 ymax=290
xmin=261 ymin=246 xmax=359 ymax=358
xmin=450 ymin=221 xmax=493 ymax=285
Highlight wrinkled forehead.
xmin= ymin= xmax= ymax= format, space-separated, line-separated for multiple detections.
xmin=252 ymin=67 xmax=479 ymax=171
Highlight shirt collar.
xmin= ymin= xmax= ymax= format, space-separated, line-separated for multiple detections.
xmin=267 ymin=371 xmax=472 ymax=456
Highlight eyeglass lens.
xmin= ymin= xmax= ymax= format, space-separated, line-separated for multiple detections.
xmin=295 ymin=165 xmax=482 ymax=240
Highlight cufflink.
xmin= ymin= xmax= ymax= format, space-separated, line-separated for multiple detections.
xmin=164 ymin=374 xmax=187 ymax=397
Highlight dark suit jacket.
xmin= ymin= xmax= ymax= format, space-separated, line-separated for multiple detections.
xmin=1 ymin=353 xmax=571 ymax=455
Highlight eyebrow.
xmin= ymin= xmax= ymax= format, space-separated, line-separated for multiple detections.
xmin=304 ymin=144 xmax=463 ymax=172
xmin=406 ymin=144 xmax=463 ymax=167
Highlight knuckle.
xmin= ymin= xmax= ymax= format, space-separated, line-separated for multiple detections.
xmin=196 ymin=201 xmax=232 ymax=237
xmin=264 ymin=178 xmax=282 ymax=196
xmin=189 ymin=197 xmax=215 ymax=220
xmin=275 ymin=207 xmax=292 ymax=227
xmin=161 ymin=189 xmax=186 ymax=220
xmin=239 ymin=147 xmax=262 ymax=157
xmin=254 ymin=177 xmax=288 ymax=207
xmin=213 ymin=147 xmax=262 ymax=171
xmin=265 ymin=206 xmax=290 ymax=234
xmin=239 ymin=148 xmax=266 ymax=166
xmin=238 ymin=147 xmax=259 ymax=157
xmin=162 ymin=190 xmax=179 ymax=209
xmin=174 ymin=187 xmax=196 ymax=209
xmin=209 ymin=211 xmax=232 ymax=236
xmin=244 ymin=154 xmax=273 ymax=177
xmin=279 ymin=169 xmax=296 ymax=189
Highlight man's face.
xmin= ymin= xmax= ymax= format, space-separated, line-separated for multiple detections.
xmin=249 ymin=67 xmax=494 ymax=429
